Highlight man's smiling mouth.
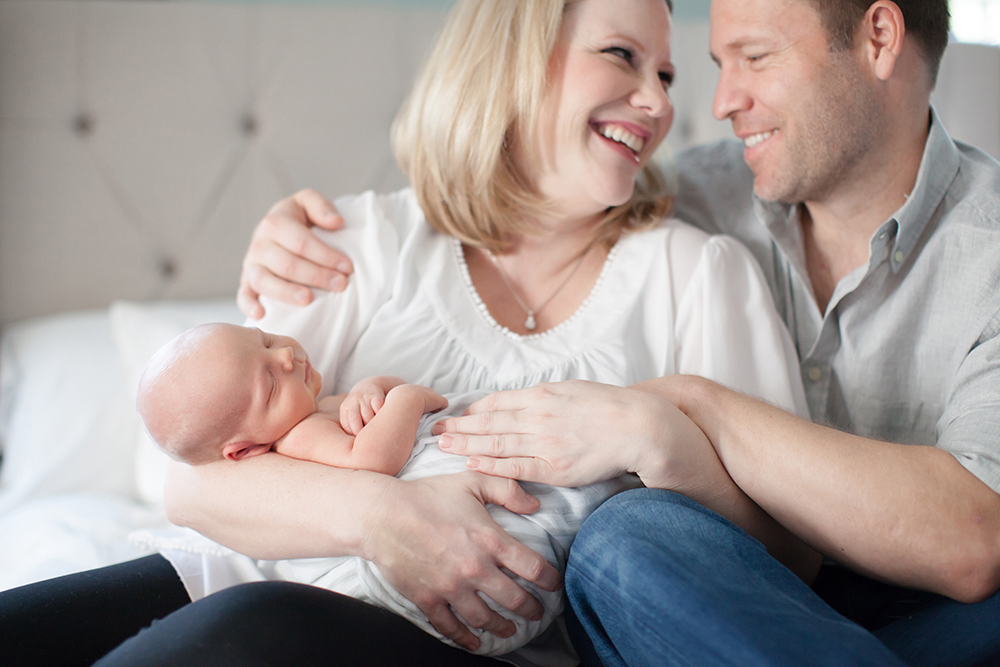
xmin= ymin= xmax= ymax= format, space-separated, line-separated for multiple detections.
xmin=743 ymin=129 xmax=777 ymax=148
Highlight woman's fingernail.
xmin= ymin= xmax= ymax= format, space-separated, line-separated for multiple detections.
xmin=331 ymin=275 xmax=346 ymax=291
xmin=337 ymin=262 xmax=352 ymax=274
xmin=467 ymin=457 xmax=480 ymax=469
xmin=438 ymin=434 xmax=453 ymax=450
xmin=296 ymin=290 xmax=310 ymax=304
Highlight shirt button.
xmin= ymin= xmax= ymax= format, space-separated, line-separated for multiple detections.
xmin=894 ymin=250 xmax=904 ymax=264
xmin=807 ymin=366 xmax=823 ymax=382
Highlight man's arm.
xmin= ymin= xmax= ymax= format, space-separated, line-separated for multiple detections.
xmin=654 ymin=375 xmax=1000 ymax=603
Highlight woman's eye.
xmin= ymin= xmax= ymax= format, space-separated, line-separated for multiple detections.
xmin=603 ymin=46 xmax=634 ymax=64
xmin=659 ymin=71 xmax=674 ymax=89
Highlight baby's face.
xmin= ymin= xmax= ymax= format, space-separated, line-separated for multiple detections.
xmin=207 ymin=325 xmax=323 ymax=457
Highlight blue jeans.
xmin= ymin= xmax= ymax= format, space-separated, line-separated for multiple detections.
xmin=565 ymin=488 xmax=1000 ymax=667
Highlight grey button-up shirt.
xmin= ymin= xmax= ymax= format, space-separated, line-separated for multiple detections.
xmin=670 ymin=109 xmax=1000 ymax=492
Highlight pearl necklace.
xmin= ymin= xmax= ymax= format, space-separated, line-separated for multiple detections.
xmin=488 ymin=245 xmax=592 ymax=331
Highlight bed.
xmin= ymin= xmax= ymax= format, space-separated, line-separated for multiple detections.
xmin=1 ymin=0 xmax=998 ymax=595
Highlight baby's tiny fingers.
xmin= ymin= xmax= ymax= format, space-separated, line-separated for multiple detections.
xmin=360 ymin=400 xmax=376 ymax=425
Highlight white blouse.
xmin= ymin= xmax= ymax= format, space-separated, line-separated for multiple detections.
xmin=256 ymin=188 xmax=807 ymax=417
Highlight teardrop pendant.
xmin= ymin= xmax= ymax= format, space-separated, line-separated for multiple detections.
xmin=524 ymin=313 xmax=537 ymax=331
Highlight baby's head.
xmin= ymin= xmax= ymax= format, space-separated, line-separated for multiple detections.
xmin=137 ymin=323 xmax=323 ymax=465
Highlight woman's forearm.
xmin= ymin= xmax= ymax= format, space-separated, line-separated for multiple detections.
xmin=164 ymin=454 xmax=393 ymax=560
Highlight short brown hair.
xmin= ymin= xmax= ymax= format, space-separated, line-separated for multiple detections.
xmin=392 ymin=0 xmax=673 ymax=253
xmin=810 ymin=0 xmax=950 ymax=83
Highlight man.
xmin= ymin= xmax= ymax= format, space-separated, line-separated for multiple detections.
xmin=559 ymin=0 xmax=1000 ymax=665
xmin=237 ymin=0 xmax=1000 ymax=664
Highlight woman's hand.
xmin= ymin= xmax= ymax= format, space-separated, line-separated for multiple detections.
xmin=432 ymin=380 xmax=728 ymax=497
xmin=239 ymin=189 xmax=352 ymax=319
xmin=362 ymin=472 xmax=562 ymax=652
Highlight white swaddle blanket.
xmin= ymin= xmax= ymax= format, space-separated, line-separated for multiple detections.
xmin=131 ymin=390 xmax=641 ymax=659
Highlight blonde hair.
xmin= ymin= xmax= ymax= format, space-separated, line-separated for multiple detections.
xmin=392 ymin=0 xmax=673 ymax=252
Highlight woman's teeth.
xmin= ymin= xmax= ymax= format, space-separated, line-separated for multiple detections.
xmin=600 ymin=124 xmax=645 ymax=155
xmin=744 ymin=130 xmax=776 ymax=148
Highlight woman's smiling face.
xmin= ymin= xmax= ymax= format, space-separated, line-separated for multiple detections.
xmin=519 ymin=0 xmax=674 ymax=223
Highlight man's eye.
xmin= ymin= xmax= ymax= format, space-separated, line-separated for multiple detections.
xmin=604 ymin=46 xmax=635 ymax=64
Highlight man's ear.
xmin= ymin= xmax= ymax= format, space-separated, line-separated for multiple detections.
xmin=862 ymin=0 xmax=905 ymax=81
xmin=223 ymin=442 xmax=272 ymax=461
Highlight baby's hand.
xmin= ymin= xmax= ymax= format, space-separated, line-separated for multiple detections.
xmin=341 ymin=376 xmax=398 ymax=435
xmin=411 ymin=385 xmax=448 ymax=414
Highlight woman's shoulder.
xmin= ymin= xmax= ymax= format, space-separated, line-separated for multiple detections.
xmin=627 ymin=218 xmax=764 ymax=304
xmin=305 ymin=188 xmax=437 ymax=269
xmin=329 ymin=187 xmax=424 ymax=234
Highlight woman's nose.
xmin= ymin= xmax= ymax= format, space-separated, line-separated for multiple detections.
xmin=632 ymin=74 xmax=673 ymax=119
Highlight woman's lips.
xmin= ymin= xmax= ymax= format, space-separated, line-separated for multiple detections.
xmin=592 ymin=122 xmax=646 ymax=164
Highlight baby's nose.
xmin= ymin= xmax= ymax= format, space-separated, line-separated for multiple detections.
xmin=279 ymin=346 xmax=297 ymax=369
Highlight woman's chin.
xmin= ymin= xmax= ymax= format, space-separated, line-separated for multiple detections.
xmin=596 ymin=183 xmax=637 ymax=210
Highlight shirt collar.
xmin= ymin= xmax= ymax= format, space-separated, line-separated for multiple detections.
xmin=890 ymin=107 xmax=960 ymax=271
xmin=752 ymin=106 xmax=961 ymax=274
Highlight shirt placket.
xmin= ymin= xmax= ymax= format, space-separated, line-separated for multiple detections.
xmin=764 ymin=200 xmax=899 ymax=422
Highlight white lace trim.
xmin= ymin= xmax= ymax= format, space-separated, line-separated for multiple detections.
xmin=451 ymin=237 xmax=621 ymax=342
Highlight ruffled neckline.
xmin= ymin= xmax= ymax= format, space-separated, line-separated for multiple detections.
xmin=450 ymin=237 xmax=624 ymax=342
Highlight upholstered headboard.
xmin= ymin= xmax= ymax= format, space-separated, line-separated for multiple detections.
xmin=1 ymin=0 xmax=997 ymax=327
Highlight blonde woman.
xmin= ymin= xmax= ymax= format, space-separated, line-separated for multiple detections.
xmin=0 ymin=1 xmax=812 ymax=665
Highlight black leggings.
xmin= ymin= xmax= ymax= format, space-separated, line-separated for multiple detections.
xmin=0 ymin=555 xmax=506 ymax=666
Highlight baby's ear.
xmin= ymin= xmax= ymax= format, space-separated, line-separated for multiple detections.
xmin=223 ymin=442 xmax=272 ymax=461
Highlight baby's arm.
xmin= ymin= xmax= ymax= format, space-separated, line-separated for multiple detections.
xmin=340 ymin=375 xmax=408 ymax=436
xmin=276 ymin=385 xmax=448 ymax=476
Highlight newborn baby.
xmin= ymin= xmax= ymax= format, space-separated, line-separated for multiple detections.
xmin=138 ymin=322 xmax=445 ymax=474
xmin=135 ymin=323 xmax=639 ymax=657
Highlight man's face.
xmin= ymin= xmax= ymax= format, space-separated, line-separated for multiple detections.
xmin=709 ymin=0 xmax=883 ymax=204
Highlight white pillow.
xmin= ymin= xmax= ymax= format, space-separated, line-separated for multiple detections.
xmin=109 ymin=299 xmax=244 ymax=506
xmin=0 ymin=310 xmax=136 ymax=514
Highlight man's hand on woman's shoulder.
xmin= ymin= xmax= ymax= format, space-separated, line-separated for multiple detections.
xmin=239 ymin=189 xmax=352 ymax=319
